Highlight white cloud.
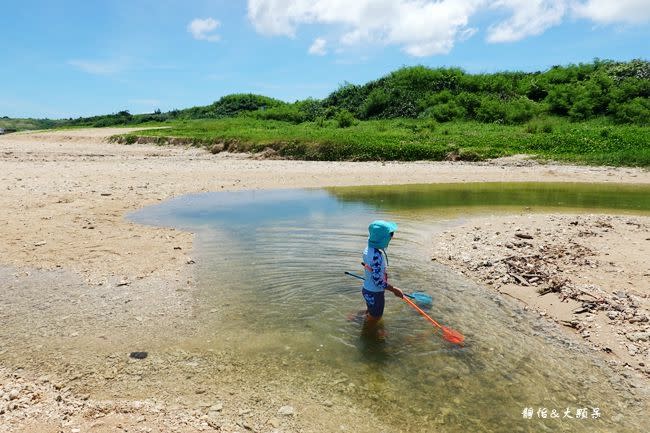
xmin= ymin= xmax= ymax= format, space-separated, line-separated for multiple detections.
xmin=247 ymin=0 xmax=482 ymax=56
xmin=68 ymin=59 xmax=127 ymax=75
xmin=308 ymin=37 xmax=327 ymax=55
xmin=487 ymin=0 xmax=567 ymax=43
xmin=246 ymin=0 xmax=650 ymax=56
xmin=572 ymin=0 xmax=650 ymax=24
xmin=188 ymin=17 xmax=221 ymax=42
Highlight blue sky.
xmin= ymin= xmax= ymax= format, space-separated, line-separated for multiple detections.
xmin=1 ymin=0 xmax=648 ymax=119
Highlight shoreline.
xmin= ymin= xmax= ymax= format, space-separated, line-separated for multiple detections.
xmin=431 ymin=213 xmax=649 ymax=387
xmin=1 ymin=128 xmax=648 ymax=431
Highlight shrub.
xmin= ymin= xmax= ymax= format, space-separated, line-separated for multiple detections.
xmin=542 ymin=122 xmax=554 ymax=133
xmin=525 ymin=118 xmax=554 ymax=134
xmin=209 ymin=94 xmax=284 ymax=118
xmin=295 ymin=98 xmax=324 ymax=121
xmin=388 ymin=66 xmax=463 ymax=93
xmin=361 ymin=88 xmax=391 ymax=119
xmin=546 ymin=84 xmax=576 ymax=115
xmin=455 ymin=92 xmax=481 ymax=118
xmin=504 ymin=98 xmax=538 ymax=124
xmin=322 ymin=82 xmax=367 ymax=116
xmin=568 ymin=96 xmax=595 ymax=121
xmin=418 ymin=90 xmax=453 ymax=111
xmin=476 ymin=97 xmax=507 ymax=123
xmin=430 ymin=101 xmax=466 ymax=122
xmin=336 ymin=109 xmax=356 ymax=128
xmin=254 ymin=105 xmax=306 ymax=124
xmin=606 ymin=58 xmax=650 ymax=81
xmin=610 ymin=98 xmax=650 ymax=125
xmin=524 ymin=78 xmax=549 ymax=101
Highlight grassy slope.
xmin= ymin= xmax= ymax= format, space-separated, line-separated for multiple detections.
xmin=117 ymin=117 xmax=650 ymax=167
xmin=0 ymin=118 xmax=62 ymax=132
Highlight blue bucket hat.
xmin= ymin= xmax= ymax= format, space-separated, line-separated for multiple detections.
xmin=368 ymin=220 xmax=398 ymax=249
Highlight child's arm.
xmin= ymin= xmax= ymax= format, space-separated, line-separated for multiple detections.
xmin=386 ymin=284 xmax=404 ymax=298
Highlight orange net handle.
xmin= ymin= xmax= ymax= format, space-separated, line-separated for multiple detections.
xmin=402 ymin=296 xmax=443 ymax=329
xmin=402 ymin=296 xmax=464 ymax=345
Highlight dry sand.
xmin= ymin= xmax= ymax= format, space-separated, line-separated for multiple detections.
xmin=1 ymin=128 xmax=649 ymax=432
xmin=431 ymin=214 xmax=649 ymax=382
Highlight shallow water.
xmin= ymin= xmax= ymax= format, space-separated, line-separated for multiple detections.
xmin=126 ymin=182 xmax=650 ymax=432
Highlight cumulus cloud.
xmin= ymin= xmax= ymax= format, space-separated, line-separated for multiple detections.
xmin=572 ymin=0 xmax=650 ymax=24
xmin=486 ymin=0 xmax=567 ymax=43
xmin=247 ymin=0 xmax=482 ymax=56
xmin=308 ymin=37 xmax=328 ymax=55
xmin=246 ymin=0 xmax=650 ymax=56
xmin=188 ymin=17 xmax=221 ymax=42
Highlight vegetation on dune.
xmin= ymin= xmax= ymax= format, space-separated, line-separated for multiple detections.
xmin=0 ymin=117 xmax=61 ymax=132
xmin=3 ymin=59 xmax=649 ymax=166
xmin=321 ymin=59 xmax=649 ymax=125
xmin=112 ymin=116 xmax=650 ymax=167
xmin=16 ymin=58 xmax=647 ymax=129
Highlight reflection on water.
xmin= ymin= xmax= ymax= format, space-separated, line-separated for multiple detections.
xmin=328 ymin=182 xmax=650 ymax=214
xmin=128 ymin=183 xmax=650 ymax=432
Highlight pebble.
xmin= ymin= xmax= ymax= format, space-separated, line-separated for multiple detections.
xmin=210 ymin=403 xmax=223 ymax=412
xmin=277 ymin=405 xmax=294 ymax=416
xmin=8 ymin=389 xmax=19 ymax=400
xmin=626 ymin=331 xmax=650 ymax=342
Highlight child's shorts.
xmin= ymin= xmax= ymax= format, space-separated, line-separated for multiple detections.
xmin=362 ymin=288 xmax=385 ymax=318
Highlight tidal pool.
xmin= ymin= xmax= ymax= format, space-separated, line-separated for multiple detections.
xmin=127 ymin=182 xmax=650 ymax=433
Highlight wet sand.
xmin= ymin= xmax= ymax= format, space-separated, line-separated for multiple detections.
xmin=1 ymin=128 xmax=649 ymax=432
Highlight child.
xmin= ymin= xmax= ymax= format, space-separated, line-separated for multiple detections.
xmin=361 ymin=220 xmax=404 ymax=323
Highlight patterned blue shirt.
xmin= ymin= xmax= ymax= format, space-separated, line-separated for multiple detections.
xmin=362 ymin=246 xmax=388 ymax=292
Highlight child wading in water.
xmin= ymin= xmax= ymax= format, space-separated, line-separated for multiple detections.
xmin=360 ymin=220 xmax=404 ymax=334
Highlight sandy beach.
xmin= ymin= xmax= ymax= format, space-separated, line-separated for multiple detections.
xmin=1 ymin=128 xmax=649 ymax=432
xmin=431 ymin=214 xmax=649 ymax=380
